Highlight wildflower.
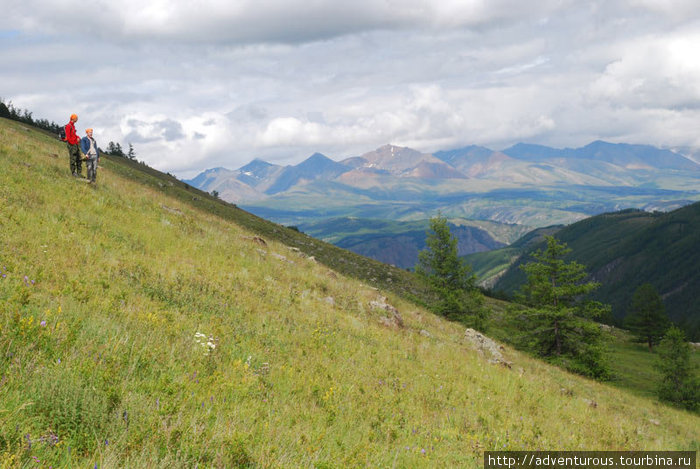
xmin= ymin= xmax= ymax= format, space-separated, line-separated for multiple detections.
xmin=40 ymin=320 xmax=47 ymax=327
xmin=194 ymin=332 xmax=217 ymax=356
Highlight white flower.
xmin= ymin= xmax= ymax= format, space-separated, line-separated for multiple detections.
xmin=194 ymin=332 xmax=217 ymax=356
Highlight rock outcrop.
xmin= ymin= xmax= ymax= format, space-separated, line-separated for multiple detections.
xmin=464 ymin=328 xmax=512 ymax=368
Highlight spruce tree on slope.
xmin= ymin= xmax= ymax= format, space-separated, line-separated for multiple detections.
xmin=626 ymin=283 xmax=669 ymax=351
xmin=656 ymin=326 xmax=699 ymax=411
xmin=416 ymin=214 xmax=484 ymax=329
xmin=515 ymin=236 xmax=610 ymax=379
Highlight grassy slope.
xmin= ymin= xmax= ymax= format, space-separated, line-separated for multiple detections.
xmin=1 ymin=119 xmax=698 ymax=468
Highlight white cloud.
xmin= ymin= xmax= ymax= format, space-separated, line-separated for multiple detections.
xmin=2 ymin=0 xmax=571 ymax=44
xmin=589 ymin=30 xmax=700 ymax=110
xmin=258 ymin=117 xmax=325 ymax=147
xmin=3 ymin=1 xmax=700 ymax=177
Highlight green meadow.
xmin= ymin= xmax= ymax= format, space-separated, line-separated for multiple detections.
xmin=0 ymin=118 xmax=698 ymax=468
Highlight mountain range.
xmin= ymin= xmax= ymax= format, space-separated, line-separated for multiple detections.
xmin=187 ymin=141 xmax=700 ymax=228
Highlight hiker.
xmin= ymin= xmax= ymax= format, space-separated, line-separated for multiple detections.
xmin=65 ymin=114 xmax=83 ymax=177
xmin=81 ymin=128 xmax=100 ymax=184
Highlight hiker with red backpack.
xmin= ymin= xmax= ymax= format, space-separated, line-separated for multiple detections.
xmin=64 ymin=114 xmax=83 ymax=178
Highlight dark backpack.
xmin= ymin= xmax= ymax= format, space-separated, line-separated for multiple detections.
xmin=59 ymin=126 xmax=67 ymax=141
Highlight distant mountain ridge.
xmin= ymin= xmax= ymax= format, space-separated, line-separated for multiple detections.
xmin=297 ymin=217 xmax=531 ymax=269
xmin=503 ymin=141 xmax=699 ymax=170
xmin=186 ymin=141 xmax=700 ymax=228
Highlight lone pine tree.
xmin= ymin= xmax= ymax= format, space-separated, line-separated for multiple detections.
xmin=626 ymin=283 xmax=669 ymax=351
xmin=516 ymin=236 xmax=609 ymax=378
xmin=416 ymin=214 xmax=484 ymax=329
xmin=656 ymin=326 xmax=699 ymax=411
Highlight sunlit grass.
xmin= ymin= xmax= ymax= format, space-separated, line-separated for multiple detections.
xmin=1 ymin=118 xmax=698 ymax=468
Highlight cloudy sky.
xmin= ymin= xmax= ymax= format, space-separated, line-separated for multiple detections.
xmin=3 ymin=0 xmax=700 ymax=177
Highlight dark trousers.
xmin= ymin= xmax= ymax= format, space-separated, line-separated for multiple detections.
xmin=67 ymin=143 xmax=82 ymax=175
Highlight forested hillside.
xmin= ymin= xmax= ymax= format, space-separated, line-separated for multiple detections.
xmin=494 ymin=207 xmax=700 ymax=338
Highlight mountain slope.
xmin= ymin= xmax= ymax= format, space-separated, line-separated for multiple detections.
xmin=298 ymin=217 xmax=522 ymax=269
xmin=265 ymin=153 xmax=350 ymax=194
xmin=493 ymin=206 xmax=700 ymax=338
xmin=344 ymin=144 xmax=466 ymax=178
xmin=2 ymin=118 xmax=698 ymax=467
xmin=503 ymin=141 xmax=700 ymax=171
xmin=183 ymin=165 xmax=266 ymax=201
xmin=235 ymin=158 xmax=285 ymax=190
xmin=465 ymin=225 xmax=563 ymax=288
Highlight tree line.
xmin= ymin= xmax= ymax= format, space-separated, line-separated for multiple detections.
xmin=0 ymin=98 xmax=61 ymax=136
xmin=417 ymin=215 xmax=698 ymax=411
xmin=1 ymin=98 xmax=139 ymax=161
xmin=105 ymin=141 xmax=137 ymax=160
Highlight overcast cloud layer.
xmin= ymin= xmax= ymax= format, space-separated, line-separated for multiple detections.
xmin=3 ymin=0 xmax=700 ymax=177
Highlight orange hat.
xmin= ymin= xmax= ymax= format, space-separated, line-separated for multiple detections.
xmin=70 ymin=114 xmax=78 ymax=121
xmin=86 ymin=128 xmax=93 ymax=133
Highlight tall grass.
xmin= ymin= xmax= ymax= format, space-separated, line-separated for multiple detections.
xmin=0 ymin=118 xmax=698 ymax=468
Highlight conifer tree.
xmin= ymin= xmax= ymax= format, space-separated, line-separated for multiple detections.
xmin=656 ymin=326 xmax=699 ymax=411
xmin=128 ymin=143 xmax=136 ymax=160
xmin=515 ymin=236 xmax=609 ymax=378
xmin=626 ymin=283 xmax=669 ymax=351
xmin=0 ymin=99 xmax=10 ymax=119
xmin=416 ymin=214 xmax=484 ymax=329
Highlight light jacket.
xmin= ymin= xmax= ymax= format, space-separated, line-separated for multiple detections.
xmin=80 ymin=136 xmax=99 ymax=160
